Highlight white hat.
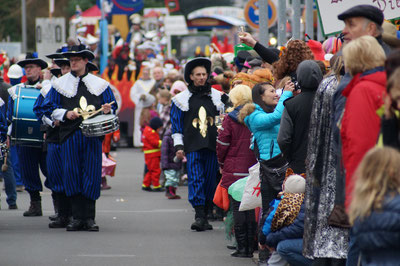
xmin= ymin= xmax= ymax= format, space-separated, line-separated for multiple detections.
xmin=283 ymin=174 xmax=306 ymax=193
xmin=7 ymin=64 xmax=23 ymax=79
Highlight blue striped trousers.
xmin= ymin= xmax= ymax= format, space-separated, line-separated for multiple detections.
xmin=16 ymin=145 xmax=48 ymax=192
xmin=186 ymin=149 xmax=218 ymax=207
xmin=61 ymin=130 xmax=102 ymax=201
xmin=47 ymin=143 xmax=64 ymax=193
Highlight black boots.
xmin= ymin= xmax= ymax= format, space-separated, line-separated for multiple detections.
xmin=49 ymin=193 xmax=71 ymax=228
xmin=66 ymin=195 xmax=99 ymax=232
xmin=191 ymin=206 xmax=206 ymax=231
xmin=23 ymin=201 xmax=42 ymax=217
xmin=24 ymin=190 xmax=42 ymax=217
xmin=49 ymin=192 xmax=59 ymax=221
xmin=191 ymin=205 xmax=213 ymax=231
xmin=231 ymin=222 xmax=256 ymax=258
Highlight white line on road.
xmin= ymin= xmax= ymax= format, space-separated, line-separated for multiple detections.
xmin=76 ymin=254 xmax=136 ymax=258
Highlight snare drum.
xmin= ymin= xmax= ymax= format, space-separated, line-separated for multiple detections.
xmin=80 ymin=114 xmax=119 ymax=137
xmin=11 ymin=86 xmax=44 ymax=147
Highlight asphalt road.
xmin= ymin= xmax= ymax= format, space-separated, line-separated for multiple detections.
xmin=0 ymin=148 xmax=256 ymax=266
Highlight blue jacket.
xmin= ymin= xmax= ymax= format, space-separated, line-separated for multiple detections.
xmin=352 ymin=194 xmax=400 ymax=266
xmin=265 ymin=202 xmax=305 ymax=248
xmin=244 ymin=91 xmax=292 ymax=160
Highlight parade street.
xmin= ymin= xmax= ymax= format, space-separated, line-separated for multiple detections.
xmin=0 ymin=148 xmax=255 ymax=266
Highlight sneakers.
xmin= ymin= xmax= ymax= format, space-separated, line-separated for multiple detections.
xmin=16 ymin=185 xmax=24 ymax=192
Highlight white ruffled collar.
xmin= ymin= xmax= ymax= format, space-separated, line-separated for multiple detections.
xmin=171 ymin=88 xmax=224 ymax=112
xmin=8 ymin=83 xmax=25 ymax=100
xmin=53 ymin=72 xmax=109 ymax=98
xmin=40 ymin=79 xmax=52 ymax=97
xmin=0 ymin=97 xmax=4 ymax=107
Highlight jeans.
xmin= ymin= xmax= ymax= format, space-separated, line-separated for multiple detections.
xmin=10 ymin=145 xmax=23 ymax=186
xmin=277 ymin=239 xmax=313 ymax=266
xmin=346 ymin=232 xmax=360 ymax=266
xmin=1 ymin=156 xmax=17 ymax=206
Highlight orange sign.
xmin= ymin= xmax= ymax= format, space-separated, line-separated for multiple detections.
xmin=244 ymin=0 xmax=277 ymax=29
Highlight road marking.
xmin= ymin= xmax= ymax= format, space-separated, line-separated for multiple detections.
xmin=76 ymin=254 xmax=136 ymax=258
xmin=96 ymin=209 xmax=189 ymax=214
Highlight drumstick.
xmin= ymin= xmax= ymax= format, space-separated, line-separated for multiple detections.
xmin=86 ymin=101 xmax=115 ymax=119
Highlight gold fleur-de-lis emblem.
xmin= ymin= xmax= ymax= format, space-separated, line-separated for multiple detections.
xmin=73 ymin=96 xmax=95 ymax=120
xmin=192 ymin=106 xmax=214 ymax=138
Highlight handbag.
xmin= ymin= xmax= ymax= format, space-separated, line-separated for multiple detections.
xmin=258 ymin=140 xmax=289 ymax=192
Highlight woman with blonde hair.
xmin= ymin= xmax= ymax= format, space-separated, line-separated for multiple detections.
xmin=217 ymin=84 xmax=258 ymax=258
xmin=340 ymin=35 xmax=387 ymax=209
xmin=349 ymin=147 xmax=400 ymax=265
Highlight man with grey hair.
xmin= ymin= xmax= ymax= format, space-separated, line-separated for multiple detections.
xmin=338 ymin=4 xmax=390 ymax=54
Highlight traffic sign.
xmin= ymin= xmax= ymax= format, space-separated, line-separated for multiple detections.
xmin=244 ymin=0 xmax=277 ymax=29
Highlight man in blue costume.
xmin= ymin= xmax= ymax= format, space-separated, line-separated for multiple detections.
xmin=170 ymin=57 xmax=223 ymax=231
xmin=42 ymin=44 xmax=117 ymax=231
xmin=7 ymin=53 xmax=49 ymax=216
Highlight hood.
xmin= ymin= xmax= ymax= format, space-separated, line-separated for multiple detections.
xmin=296 ymin=60 xmax=323 ymax=92
xmin=342 ymin=66 xmax=386 ymax=97
xmin=228 ymin=105 xmax=243 ymax=123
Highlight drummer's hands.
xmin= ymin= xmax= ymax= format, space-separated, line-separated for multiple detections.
xmin=102 ymin=103 xmax=112 ymax=114
xmin=54 ymin=120 xmax=60 ymax=127
xmin=66 ymin=111 xmax=80 ymax=120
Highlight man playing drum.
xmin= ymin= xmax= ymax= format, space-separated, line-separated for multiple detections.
xmin=42 ymin=44 xmax=117 ymax=231
xmin=7 ymin=53 xmax=49 ymax=217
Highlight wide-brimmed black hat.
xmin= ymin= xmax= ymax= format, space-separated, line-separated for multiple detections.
xmin=54 ymin=57 xmax=70 ymax=67
xmin=46 ymin=45 xmax=69 ymax=59
xmin=338 ymin=5 xmax=384 ymax=26
xmin=87 ymin=61 xmax=98 ymax=72
xmin=63 ymin=44 xmax=95 ymax=61
xmin=17 ymin=52 xmax=48 ymax=69
xmin=50 ymin=68 xmax=62 ymax=77
xmin=184 ymin=57 xmax=211 ymax=84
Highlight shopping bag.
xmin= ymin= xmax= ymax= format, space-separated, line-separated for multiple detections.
xmin=239 ymin=162 xmax=262 ymax=211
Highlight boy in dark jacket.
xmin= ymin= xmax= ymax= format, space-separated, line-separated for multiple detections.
xmin=142 ymin=117 xmax=163 ymax=191
xmin=161 ymin=128 xmax=182 ymax=199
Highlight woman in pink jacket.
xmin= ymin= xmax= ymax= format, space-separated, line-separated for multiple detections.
xmin=217 ymin=84 xmax=257 ymax=258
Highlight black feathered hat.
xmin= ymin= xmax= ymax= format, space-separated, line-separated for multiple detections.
xmin=184 ymin=57 xmax=211 ymax=84
xmin=63 ymin=43 xmax=95 ymax=61
xmin=17 ymin=52 xmax=48 ymax=69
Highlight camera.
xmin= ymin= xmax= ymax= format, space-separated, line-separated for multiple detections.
xmin=291 ymin=75 xmax=300 ymax=91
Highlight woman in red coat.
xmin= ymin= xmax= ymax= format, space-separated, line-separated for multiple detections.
xmin=341 ymin=35 xmax=387 ymax=210
xmin=217 ymin=84 xmax=257 ymax=258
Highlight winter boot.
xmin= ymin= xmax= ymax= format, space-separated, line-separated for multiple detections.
xmin=84 ymin=197 xmax=99 ymax=232
xmin=49 ymin=193 xmax=70 ymax=228
xmin=66 ymin=195 xmax=85 ymax=231
xmin=167 ymin=187 xmax=181 ymax=200
xmin=191 ymin=206 xmax=206 ymax=231
xmin=246 ymin=221 xmax=257 ymax=258
xmin=49 ymin=191 xmax=59 ymax=221
xmin=101 ymin=177 xmax=111 ymax=190
xmin=23 ymin=201 xmax=43 ymax=217
xmin=203 ymin=201 xmax=214 ymax=230
xmin=231 ymin=224 xmax=248 ymax=257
